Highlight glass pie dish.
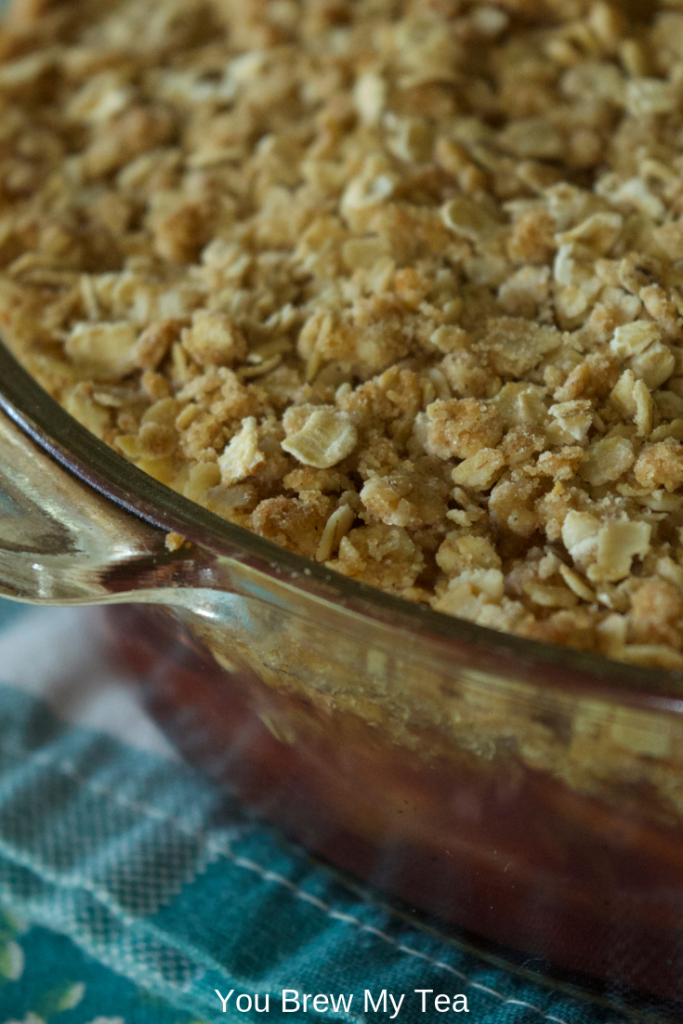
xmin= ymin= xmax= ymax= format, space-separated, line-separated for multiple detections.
xmin=1 ymin=338 xmax=683 ymax=1020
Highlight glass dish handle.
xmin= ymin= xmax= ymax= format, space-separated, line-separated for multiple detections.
xmin=0 ymin=407 xmax=201 ymax=605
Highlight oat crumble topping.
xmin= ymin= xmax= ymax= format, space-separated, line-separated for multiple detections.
xmin=5 ymin=0 xmax=683 ymax=667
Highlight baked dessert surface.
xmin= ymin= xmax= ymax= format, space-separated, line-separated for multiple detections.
xmin=3 ymin=0 xmax=683 ymax=667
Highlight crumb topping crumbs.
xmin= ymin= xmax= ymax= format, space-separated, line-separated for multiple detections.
xmin=6 ymin=0 xmax=683 ymax=667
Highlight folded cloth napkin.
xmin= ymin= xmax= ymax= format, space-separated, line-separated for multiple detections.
xmin=0 ymin=599 xmax=631 ymax=1024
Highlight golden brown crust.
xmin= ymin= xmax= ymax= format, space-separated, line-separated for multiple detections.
xmin=5 ymin=0 xmax=65 ymax=29
xmin=6 ymin=0 xmax=683 ymax=666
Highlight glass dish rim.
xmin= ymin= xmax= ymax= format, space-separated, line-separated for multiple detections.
xmin=1 ymin=337 xmax=682 ymax=705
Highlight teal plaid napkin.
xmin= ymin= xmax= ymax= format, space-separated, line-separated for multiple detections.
xmin=0 ymin=599 xmax=632 ymax=1024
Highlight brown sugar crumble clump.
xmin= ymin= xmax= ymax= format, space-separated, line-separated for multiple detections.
xmin=6 ymin=0 xmax=683 ymax=668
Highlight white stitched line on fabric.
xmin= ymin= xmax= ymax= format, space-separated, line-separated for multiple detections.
xmin=504 ymin=1002 xmax=576 ymax=1024
xmin=471 ymin=983 xmax=504 ymax=996
xmin=3 ymin=749 xmax=628 ymax=1024
xmin=227 ymin=853 xmax=579 ymax=1024
xmin=327 ymin=910 xmax=357 ymax=924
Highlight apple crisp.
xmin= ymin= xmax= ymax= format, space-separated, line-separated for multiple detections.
xmin=4 ymin=0 xmax=683 ymax=667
